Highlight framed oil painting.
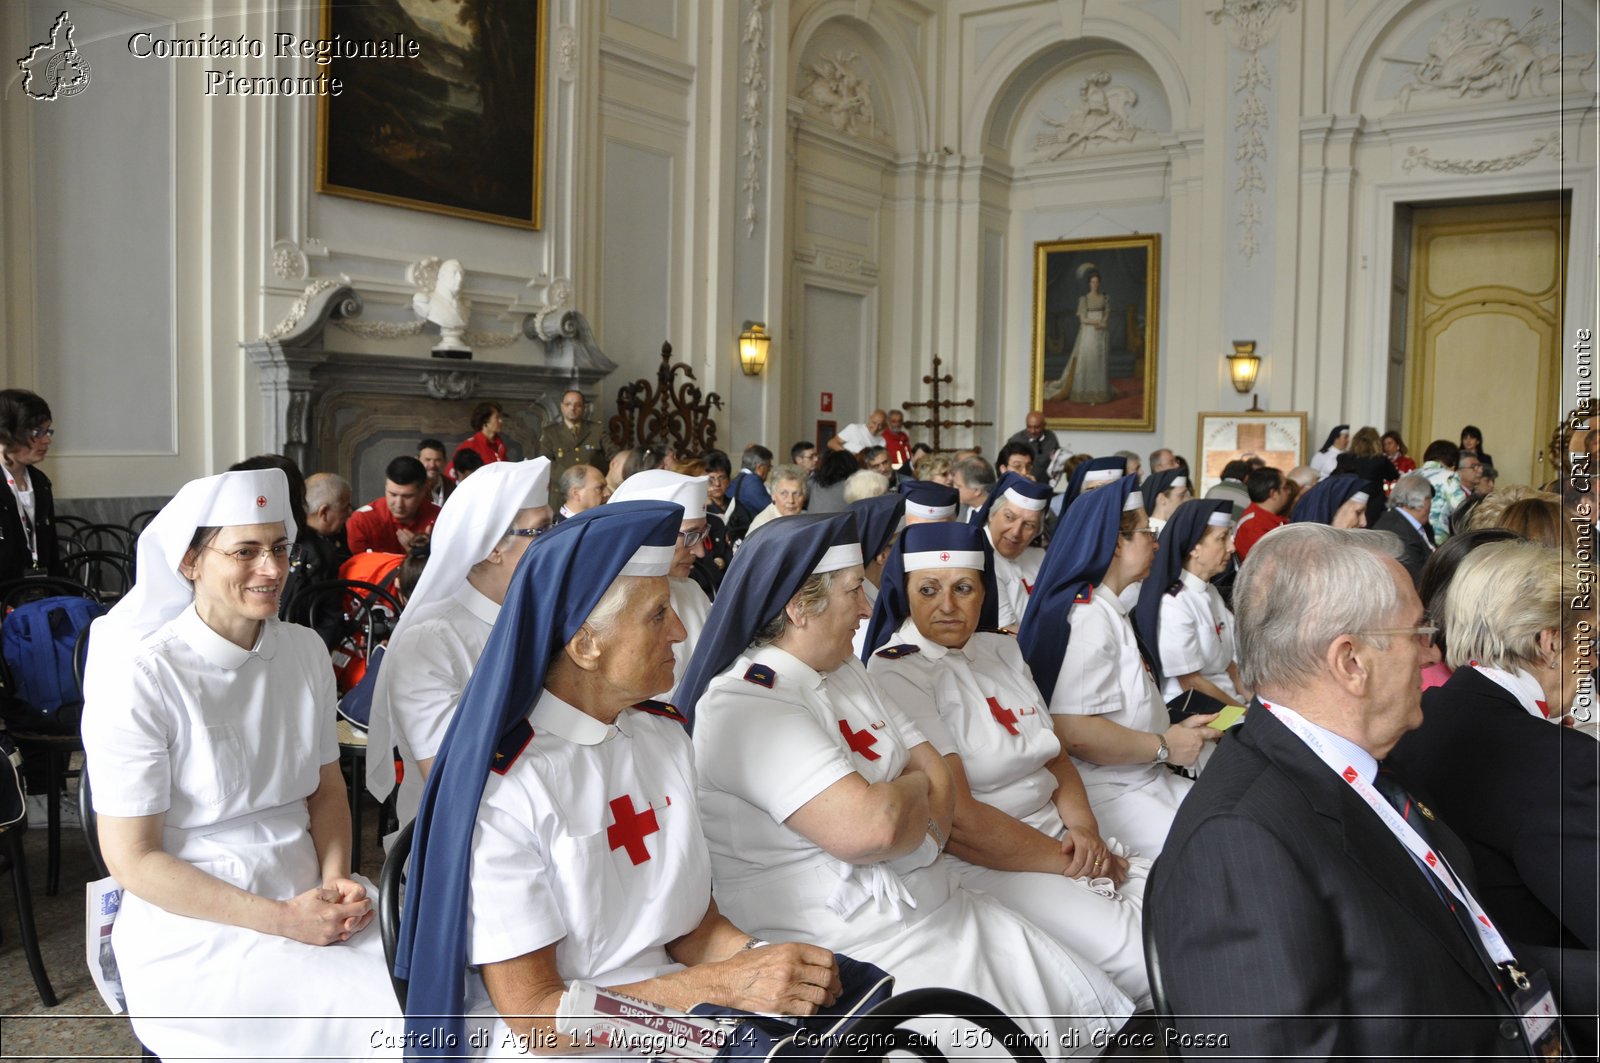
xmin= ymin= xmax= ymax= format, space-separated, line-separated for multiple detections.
xmin=1195 ymin=411 xmax=1308 ymax=495
xmin=317 ymin=0 xmax=546 ymax=229
xmin=1031 ymin=234 xmax=1160 ymax=431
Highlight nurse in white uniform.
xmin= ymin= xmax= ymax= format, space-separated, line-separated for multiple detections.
xmin=677 ymin=513 xmax=1133 ymax=1058
xmin=81 ymin=469 xmax=401 ymax=1060
xmin=393 ymin=501 xmax=841 ymax=1059
xmin=1133 ymin=499 xmax=1247 ymax=710
xmin=863 ymin=521 xmax=1152 ymax=1008
xmin=1139 ymin=468 xmax=1190 ymax=538
xmin=974 ymin=472 xmax=1052 ymax=631
xmin=606 ymin=470 xmax=712 ymax=701
xmin=1018 ymin=474 xmax=1221 ymax=859
xmin=845 ymin=492 xmax=905 ymax=659
xmin=366 ymin=458 xmax=552 ymax=826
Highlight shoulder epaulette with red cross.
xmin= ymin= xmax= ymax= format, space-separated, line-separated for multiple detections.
xmin=1073 ymin=585 xmax=1095 ymax=605
xmin=874 ymin=644 xmax=920 ymax=660
xmin=632 ymin=699 xmax=687 ymax=725
xmin=490 ymin=719 xmax=534 ymax=775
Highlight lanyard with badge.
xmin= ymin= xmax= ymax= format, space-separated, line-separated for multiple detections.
xmin=3 ymin=465 xmax=42 ymax=573
xmin=1265 ymin=701 xmax=1569 ymax=1058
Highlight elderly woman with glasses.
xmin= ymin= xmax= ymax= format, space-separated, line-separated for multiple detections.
xmin=1020 ymin=475 xmax=1220 ymax=859
xmin=864 ymin=521 xmax=1152 ymax=1009
xmin=365 ymin=459 xmax=552 ymax=827
xmin=81 ymin=469 xmax=401 ymax=1059
xmin=678 ymin=514 xmax=1132 ymax=1058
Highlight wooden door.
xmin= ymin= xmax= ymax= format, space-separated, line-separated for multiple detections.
xmin=1405 ymin=198 xmax=1567 ymax=486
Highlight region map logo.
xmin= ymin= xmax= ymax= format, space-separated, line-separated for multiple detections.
xmin=17 ymin=11 xmax=92 ymax=101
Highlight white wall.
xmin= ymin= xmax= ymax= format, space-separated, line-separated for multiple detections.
xmin=2 ymin=0 xmax=1594 ymax=498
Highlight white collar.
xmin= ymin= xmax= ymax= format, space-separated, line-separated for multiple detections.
xmin=1179 ymin=569 xmax=1211 ymax=594
xmin=1095 ymin=586 xmax=1132 ymax=617
xmin=1471 ymin=664 xmax=1552 ymax=721
xmin=893 ymin=615 xmax=951 ymax=661
xmin=1266 ymin=699 xmax=1378 ymax=783
xmin=451 ymin=582 xmax=502 ymax=627
xmin=749 ymin=645 xmax=824 ymax=691
xmin=172 ymin=603 xmax=276 ymax=670
xmin=529 ymin=688 xmax=622 ymax=746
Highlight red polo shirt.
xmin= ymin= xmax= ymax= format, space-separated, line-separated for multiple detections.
xmin=345 ymin=496 xmax=441 ymax=555
xmin=1232 ymin=502 xmax=1287 ymax=562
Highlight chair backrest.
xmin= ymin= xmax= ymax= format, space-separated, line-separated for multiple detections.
xmin=821 ymin=987 xmax=1046 ymax=1061
xmin=127 ymin=510 xmax=161 ymax=536
xmin=61 ymin=550 xmax=134 ymax=604
xmin=80 ymin=763 xmax=108 ymax=879
xmin=76 ymin=523 xmax=135 ymax=555
xmin=379 ymin=818 xmax=414 ymax=1008
xmin=1143 ymin=902 xmax=1181 ymax=1058
xmin=0 ymin=575 xmax=98 ymax=612
xmin=283 ymin=579 xmax=404 ymax=693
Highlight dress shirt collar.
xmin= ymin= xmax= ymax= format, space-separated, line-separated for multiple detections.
xmin=1269 ymin=699 xmax=1379 ymax=784
xmin=530 ymin=688 xmax=621 ymax=746
xmin=172 ymin=603 xmax=277 ymax=670
xmin=1397 ymin=507 xmax=1431 ymax=544
xmin=451 ymin=582 xmax=502 ymax=627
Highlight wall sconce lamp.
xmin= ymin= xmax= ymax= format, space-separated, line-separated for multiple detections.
xmin=739 ymin=322 xmax=770 ymax=376
xmin=1226 ymin=340 xmax=1263 ymax=410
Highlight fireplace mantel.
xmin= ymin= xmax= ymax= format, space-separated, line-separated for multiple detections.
xmin=243 ymin=281 xmax=615 ymax=501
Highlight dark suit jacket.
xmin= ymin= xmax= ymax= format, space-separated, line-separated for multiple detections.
xmin=1150 ymin=704 xmax=1528 ymax=1059
xmin=1372 ymin=509 xmax=1432 ymax=585
xmin=1389 ymin=666 xmax=1599 ymax=1039
xmin=0 ymin=464 xmax=63 ymax=581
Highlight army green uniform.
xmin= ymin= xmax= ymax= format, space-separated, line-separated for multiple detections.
xmin=537 ymin=419 xmax=614 ymax=507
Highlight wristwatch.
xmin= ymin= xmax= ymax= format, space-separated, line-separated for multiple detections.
xmin=1153 ymin=734 xmax=1171 ymax=764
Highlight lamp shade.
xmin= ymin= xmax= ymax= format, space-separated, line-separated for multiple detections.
xmin=739 ymin=322 xmax=770 ymax=376
xmin=1226 ymin=340 xmax=1260 ymax=394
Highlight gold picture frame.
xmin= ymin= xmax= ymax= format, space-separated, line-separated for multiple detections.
xmin=1195 ymin=411 xmax=1309 ymax=495
xmin=1031 ymin=233 xmax=1160 ymax=431
xmin=316 ymin=0 xmax=547 ymax=230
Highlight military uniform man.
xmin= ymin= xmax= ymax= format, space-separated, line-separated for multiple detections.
xmin=537 ymin=389 xmax=614 ymax=508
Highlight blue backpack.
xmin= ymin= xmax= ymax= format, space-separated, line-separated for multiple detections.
xmin=1 ymin=596 xmax=105 ymax=732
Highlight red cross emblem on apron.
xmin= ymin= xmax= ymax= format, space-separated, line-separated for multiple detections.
xmin=606 ymin=795 xmax=659 ymax=865
xmin=986 ymin=696 xmax=1020 ymax=736
xmin=838 ymin=720 xmax=881 ymax=761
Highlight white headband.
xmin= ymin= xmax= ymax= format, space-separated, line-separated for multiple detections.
xmin=1123 ymin=493 xmax=1146 ymax=512
xmin=905 ymin=499 xmax=957 ymax=519
xmin=813 ymin=542 xmax=864 ymax=574
xmin=903 ymin=549 xmax=986 ymax=571
xmin=1206 ymin=510 xmax=1234 ymax=528
xmin=1084 ymin=468 xmax=1121 ymax=485
xmin=609 ymin=471 xmax=709 ymax=521
xmin=1001 ymin=486 xmax=1049 ymax=512
xmin=1170 ymin=476 xmax=1188 ymax=490
xmin=1349 ymin=491 xmax=1370 ymax=506
xmin=618 ymin=543 xmax=676 ymax=577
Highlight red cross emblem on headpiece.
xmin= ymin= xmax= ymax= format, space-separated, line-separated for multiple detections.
xmin=606 ymin=795 xmax=659 ymax=865
xmin=256 ymin=495 xmax=268 ymax=508
xmin=939 ymin=551 xmax=951 ymax=562
xmin=986 ymin=696 xmax=1020 ymax=736
xmin=838 ymin=720 xmax=881 ymax=761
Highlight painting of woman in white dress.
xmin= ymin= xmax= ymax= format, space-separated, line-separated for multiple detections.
xmin=1047 ymin=265 xmax=1114 ymax=404
xmin=1033 ymin=234 xmax=1160 ymax=432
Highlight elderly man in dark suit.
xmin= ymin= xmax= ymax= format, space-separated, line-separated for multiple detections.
xmin=1372 ymin=471 xmax=1435 ymax=585
xmin=1150 ymin=524 xmax=1561 ymax=1059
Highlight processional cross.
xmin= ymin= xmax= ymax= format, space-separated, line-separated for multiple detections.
xmin=901 ymin=355 xmax=993 ymax=451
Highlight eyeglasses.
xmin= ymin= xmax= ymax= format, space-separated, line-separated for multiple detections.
xmin=1357 ymin=625 xmax=1439 ymax=647
xmin=1120 ymin=526 xmax=1157 ymax=538
xmin=678 ymin=529 xmax=709 ymax=548
xmin=28 ymin=427 xmax=54 ymax=440
xmin=206 ymin=543 xmax=293 ymax=564
xmin=507 ymin=526 xmax=546 ymax=540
